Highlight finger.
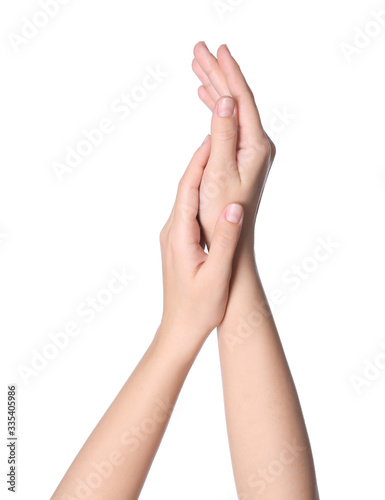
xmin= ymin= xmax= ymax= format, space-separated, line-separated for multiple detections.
xmin=192 ymin=58 xmax=221 ymax=104
xmin=198 ymin=85 xmax=215 ymax=111
xmin=217 ymin=44 xmax=266 ymax=144
xmin=204 ymin=203 xmax=244 ymax=283
xmin=193 ymin=42 xmax=230 ymax=97
xmin=174 ymin=136 xmax=211 ymax=236
xmin=209 ymin=96 xmax=239 ymax=173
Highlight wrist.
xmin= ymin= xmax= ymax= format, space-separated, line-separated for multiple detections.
xmin=233 ymin=234 xmax=257 ymax=275
xmin=153 ymin=319 xmax=207 ymax=368
xmin=219 ymin=238 xmax=262 ymax=330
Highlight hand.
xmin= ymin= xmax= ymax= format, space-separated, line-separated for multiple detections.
xmin=157 ymin=138 xmax=244 ymax=354
xmin=192 ymin=42 xmax=276 ymax=252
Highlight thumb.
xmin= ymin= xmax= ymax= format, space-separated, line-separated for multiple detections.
xmin=205 ymin=203 xmax=244 ymax=281
xmin=210 ymin=96 xmax=238 ymax=168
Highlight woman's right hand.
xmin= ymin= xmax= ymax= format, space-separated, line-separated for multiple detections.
xmin=192 ymin=42 xmax=276 ymax=251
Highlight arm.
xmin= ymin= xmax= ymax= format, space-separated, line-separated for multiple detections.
xmin=50 ymin=331 xmax=199 ymax=500
xmin=218 ymin=254 xmax=318 ymax=500
xmin=193 ymin=42 xmax=319 ymax=499
xmin=51 ymin=137 xmax=244 ymax=500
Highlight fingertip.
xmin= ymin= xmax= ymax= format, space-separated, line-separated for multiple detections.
xmin=218 ymin=43 xmax=229 ymax=54
xmin=217 ymin=44 xmax=232 ymax=60
xmin=194 ymin=41 xmax=208 ymax=56
xmin=216 ymin=95 xmax=236 ymax=118
xmin=225 ymin=203 xmax=244 ymax=224
xmin=197 ymin=84 xmax=204 ymax=98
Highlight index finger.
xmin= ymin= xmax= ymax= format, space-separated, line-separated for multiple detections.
xmin=173 ymin=136 xmax=211 ymax=237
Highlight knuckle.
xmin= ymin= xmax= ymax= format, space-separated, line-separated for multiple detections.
xmin=177 ymin=177 xmax=187 ymax=193
xmin=268 ymin=137 xmax=277 ymax=161
xmin=214 ymin=127 xmax=238 ymax=144
xmin=252 ymin=135 xmax=274 ymax=160
xmin=215 ymin=230 xmax=234 ymax=250
xmin=181 ymin=201 xmax=195 ymax=219
xmin=159 ymin=225 xmax=168 ymax=246
xmin=258 ymin=137 xmax=271 ymax=156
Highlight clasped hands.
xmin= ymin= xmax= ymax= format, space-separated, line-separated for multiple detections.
xmin=50 ymin=42 xmax=320 ymax=500
xmin=157 ymin=42 xmax=275 ymax=356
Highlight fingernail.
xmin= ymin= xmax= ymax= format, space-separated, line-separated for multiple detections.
xmin=225 ymin=204 xmax=243 ymax=224
xmin=202 ymin=134 xmax=210 ymax=145
xmin=218 ymin=97 xmax=235 ymax=117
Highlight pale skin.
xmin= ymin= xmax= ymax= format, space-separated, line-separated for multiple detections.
xmin=193 ymin=42 xmax=319 ymax=500
xmin=51 ymin=43 xmax=318 ymax=500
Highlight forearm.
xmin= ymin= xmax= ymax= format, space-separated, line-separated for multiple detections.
xmin=218 ymin=251 xmax=318 ymax=500
xmin=51 ymin=325 xmax=201 ymax=500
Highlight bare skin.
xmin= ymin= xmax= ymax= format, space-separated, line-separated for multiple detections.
xmin=50 ymin=139 xmax=244 ymax=500
xmin=193 ymin=42 xmax=319 ymax=500
xmin=51 ymin=43 xmax=319 ymax=500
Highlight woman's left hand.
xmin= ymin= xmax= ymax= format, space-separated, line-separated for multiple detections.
xmin=157 ymin=137 xmax=244 ymax=354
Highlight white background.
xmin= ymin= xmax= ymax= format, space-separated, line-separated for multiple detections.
xmin=1 ymin=0 xmax=385 ymax=498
